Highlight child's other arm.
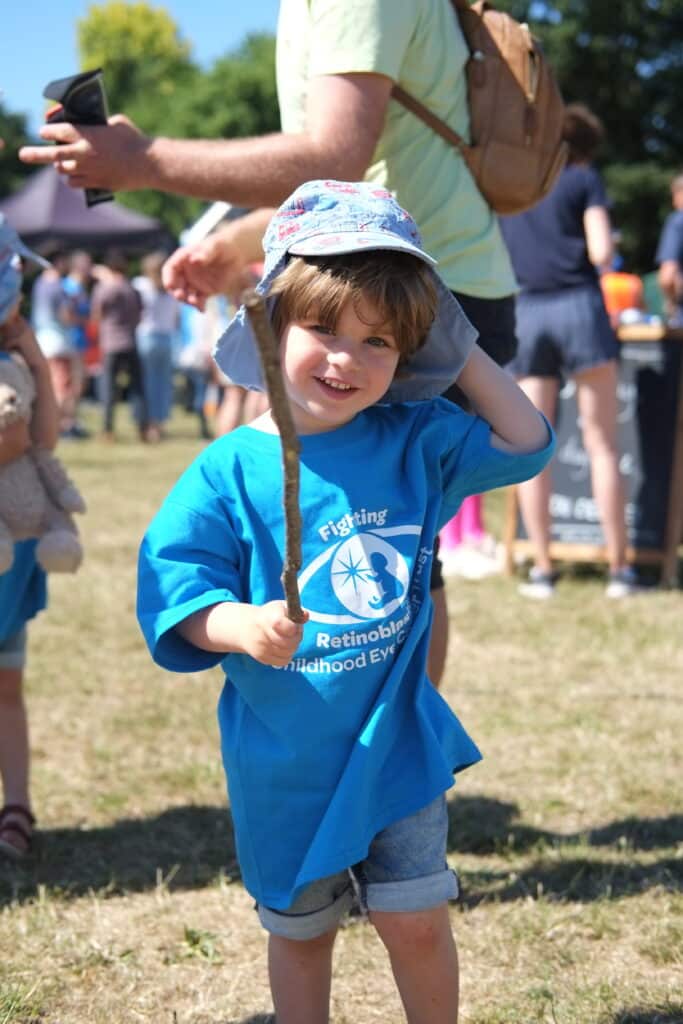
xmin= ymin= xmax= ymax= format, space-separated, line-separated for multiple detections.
xmin=176 ymin=600 xmax=308 ymax=668
xmin=455 ymin=346 xmax=549 ymax=454
xmin=1 ymin=315 xmax=59 ymax=450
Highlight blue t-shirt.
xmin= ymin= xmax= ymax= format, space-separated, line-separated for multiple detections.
xmin=0 ymin=540 xmax=47 ymax=644
xmin=62 ymin=276 xmax=90 ymax=353
xmin=138 ymin=399 xmax=554 ymax=908
xmin=655 ymin=209 xmax=683 ymax=324
xmin=500 ymin=164 xmax=608 ymax=293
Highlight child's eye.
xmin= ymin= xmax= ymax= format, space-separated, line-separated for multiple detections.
xmin=366 ymin=335 xmax=393 ymax=349
xmin=311 ymin=324 xmax=334 ymax=336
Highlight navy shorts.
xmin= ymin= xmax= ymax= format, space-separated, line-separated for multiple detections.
xmin=508 ymin=284 xmax=619 ymax=379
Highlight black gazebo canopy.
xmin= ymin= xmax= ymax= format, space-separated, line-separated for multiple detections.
xmin=0 ymin=167 xmax=170 ymax=251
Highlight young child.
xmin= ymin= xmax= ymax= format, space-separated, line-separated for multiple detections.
xmin=137 ymin=181 xmax=554 ymax=1023
xmin=0 ymin=216 xmax=59 ymax=859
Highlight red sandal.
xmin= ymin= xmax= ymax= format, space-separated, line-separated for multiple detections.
xmin=0 ymin=804 xmax=36 ymax=860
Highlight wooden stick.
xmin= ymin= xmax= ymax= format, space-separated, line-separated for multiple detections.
xmin=242 ymin=289 xmax=306 ymax=623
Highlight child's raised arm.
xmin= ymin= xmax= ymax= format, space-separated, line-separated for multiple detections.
xmin=455 ymin=345 xmax=549 ymax=454
xmin=176 ymin=600 xmax=307 ymax=668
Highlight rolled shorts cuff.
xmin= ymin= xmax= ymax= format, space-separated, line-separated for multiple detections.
xmin=257 ymin=883 xmax=355 ymax=941
xmin=0 ymin=627 xmax=27 ymax=669
xmin=365 ymin=868 xmax=459 ymax=913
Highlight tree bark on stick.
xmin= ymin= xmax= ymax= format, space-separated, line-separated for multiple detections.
xmin=242 ymin=289 xmax=306 ymax=623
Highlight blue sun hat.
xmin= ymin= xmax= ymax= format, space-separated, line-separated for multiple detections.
xmin=0 ymin=214 xmax=50 ymax=326
xmin=213 ymin=180 xmax=477 ymax=402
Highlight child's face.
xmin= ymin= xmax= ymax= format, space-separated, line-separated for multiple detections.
xmin=280 ymin=296 xmax=400 ymax=434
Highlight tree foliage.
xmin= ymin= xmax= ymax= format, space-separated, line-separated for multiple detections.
xmin=0 ymin=105 xmax=33 ymax=199
xmin=497 ymin=0 xmax=683 ymax=271
xmin=77 ymin=2 xmax=198 ymax=134
xmin=75 ymin=3 xmax=279 ymax=239
xmin=76 ymin=1 xmax=203 ymax=238
xmin=0 ymin=0 xmax=672 ymax=265
xmin=173 ymin=34 xmax=279 ymax=141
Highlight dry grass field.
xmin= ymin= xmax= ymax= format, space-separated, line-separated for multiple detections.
xmin=1 ymin=406 xmax=682 ymax=1024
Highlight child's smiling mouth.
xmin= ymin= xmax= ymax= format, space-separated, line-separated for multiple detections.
xmin=315 ymin=376 xmax=358 ymax=397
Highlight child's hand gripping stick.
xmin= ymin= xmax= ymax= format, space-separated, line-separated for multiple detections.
xmin=242 ymin=289 xmax=306 ymax=624
xmin=43 ymin=69 xmax=113 ymax=207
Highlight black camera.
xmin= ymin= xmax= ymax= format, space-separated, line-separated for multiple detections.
xmin=43 ymin=69 xmax=113 ymax=207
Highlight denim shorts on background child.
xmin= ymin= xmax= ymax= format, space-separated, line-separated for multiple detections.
xmin=0 ymin=628 xmax=27 ymax=670
xmin=257 ymin=794 xmax=458 ymax=940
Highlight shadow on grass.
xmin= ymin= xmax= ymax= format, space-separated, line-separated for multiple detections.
xmin=0 ymin=804 xmax=239 ymax=907
xmin=612 ymin=1009 xmax=683 ymax=1024
xmin=449 ymin=795 xmax=683 ymax=905
xmin=448 ymin=795 xmax=683 ymax=854
xmin=3 ymin=796 xmax=681 ymax=909
xmin=229 ymin=1017 xmax=275 ymax=1024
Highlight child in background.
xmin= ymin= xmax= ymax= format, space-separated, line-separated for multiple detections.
xmin=137 ymin=181 xmax=554 ymax=1023
xmin=0 ymin=217 xmax=59 ymax=859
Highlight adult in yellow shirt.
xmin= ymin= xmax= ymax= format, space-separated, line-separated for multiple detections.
xmin=21 ymin=0 xmax=517 ymax=676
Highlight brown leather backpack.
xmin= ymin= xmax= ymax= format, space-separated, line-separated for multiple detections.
xmin=392 ymin=0 xmax=568 ymax=215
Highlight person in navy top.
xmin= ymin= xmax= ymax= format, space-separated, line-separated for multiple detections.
xmin=501 ymin=104 xmax=639 ymax=601
xmin=656 ymin=171 xmax=683 ymax=326
xmin=138 ymin=181 xmax=554 ymax=1024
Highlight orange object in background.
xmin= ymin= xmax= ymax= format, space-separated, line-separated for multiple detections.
xmin=601 ymin=270 xmax=645 ymax=327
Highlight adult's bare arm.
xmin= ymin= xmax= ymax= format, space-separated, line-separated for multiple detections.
xmin=658 ymin=259 xmax=683 ymax=312
xmin=162 ymin=207 xmax=275 ymax=310
xmin=19 ymin=73 xmax=393 ymax=206
xmin=583 ymin=205 xmax=614 ymax=272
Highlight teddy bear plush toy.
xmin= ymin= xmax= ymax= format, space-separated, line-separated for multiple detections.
xmin=0 ymin=350 xmax=86 ymax=574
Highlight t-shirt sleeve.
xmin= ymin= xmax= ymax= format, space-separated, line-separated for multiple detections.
xmin=435 ymin=405 xmax=555 ymax=528
xmin=656 ymin=214 xmax=683 ymax=266
xmin=308 ymin=0 xmax=415 ymax=80
xmin=137 ymin=460 xmax=245 ymax=673
xmin=582 ymin=165 xmax=609 ymax=210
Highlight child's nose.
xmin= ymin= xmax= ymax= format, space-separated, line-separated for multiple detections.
xmin=328 ymin=339 xmax=359 ymax=367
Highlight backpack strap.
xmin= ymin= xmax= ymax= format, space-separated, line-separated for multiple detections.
xmin=390 ymin=0 xmax=473 ymax=153
xmin=390 ymin=83 xmax=468 ymax=153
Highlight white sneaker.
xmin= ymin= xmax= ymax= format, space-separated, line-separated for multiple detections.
xmin=605 ymin=567 xmax=642 ymax=599
xmin=440 ymin=540 xmax=503 ymax=580
xmin=518 ymin=568 xmax=556 ymax=600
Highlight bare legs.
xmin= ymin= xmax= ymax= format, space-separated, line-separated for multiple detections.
xmin=47 ymin=355 xmax=77 ymax=433
xmin=0 ymin=667 xmax=32 ymax=853
xmin=515 ymin=377 xmax=559 ymax=574
xmin=268 ymin=905 xmax=458 ymax=1024
xmin=268 ymin=928 xmax=337 ymax=1024
xmin=516 ymin=362 xmax=628 ymax=575
xmin=372 ymin=905 xmax=459 ymax=1024
xmin=575 ymin=362 xmax=627 ymax=572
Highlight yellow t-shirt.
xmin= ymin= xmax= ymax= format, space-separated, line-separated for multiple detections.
xmin=276 ymin=0 xmax=516 ymax=298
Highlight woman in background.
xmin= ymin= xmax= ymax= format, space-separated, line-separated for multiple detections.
xmin=501 ymin=104 xmax=637 ymax=600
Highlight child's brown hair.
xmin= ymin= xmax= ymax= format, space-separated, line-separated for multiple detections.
xmin=270 ymin=250 xmax=438 ymax=361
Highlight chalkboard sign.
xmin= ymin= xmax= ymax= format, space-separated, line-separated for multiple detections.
xmin=514 ymin=338 xmax=682 ymax=555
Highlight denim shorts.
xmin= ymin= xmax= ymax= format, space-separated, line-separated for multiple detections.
xmin=0 ymin=628 xmax=27 ymax=670
xmin=508 ymin=284 xmax=619 ymax=379
xmin=257 ymin=794 xmax=457 ymax=940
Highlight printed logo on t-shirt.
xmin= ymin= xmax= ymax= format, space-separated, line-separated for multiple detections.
xmin=298 ymin=507 xmax=421 ymax=625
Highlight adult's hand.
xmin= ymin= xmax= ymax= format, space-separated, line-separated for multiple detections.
xmin=18 ymin=114 xmax=151 ymax=192
xmin=163 ymin=207 xmax=274 ymax=310
xmin=162 ymin=233 xmax=252 ymax=311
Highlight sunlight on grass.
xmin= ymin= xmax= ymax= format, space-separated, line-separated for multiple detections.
xmin=0 ymin=407 xmax=681 ymax=1023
